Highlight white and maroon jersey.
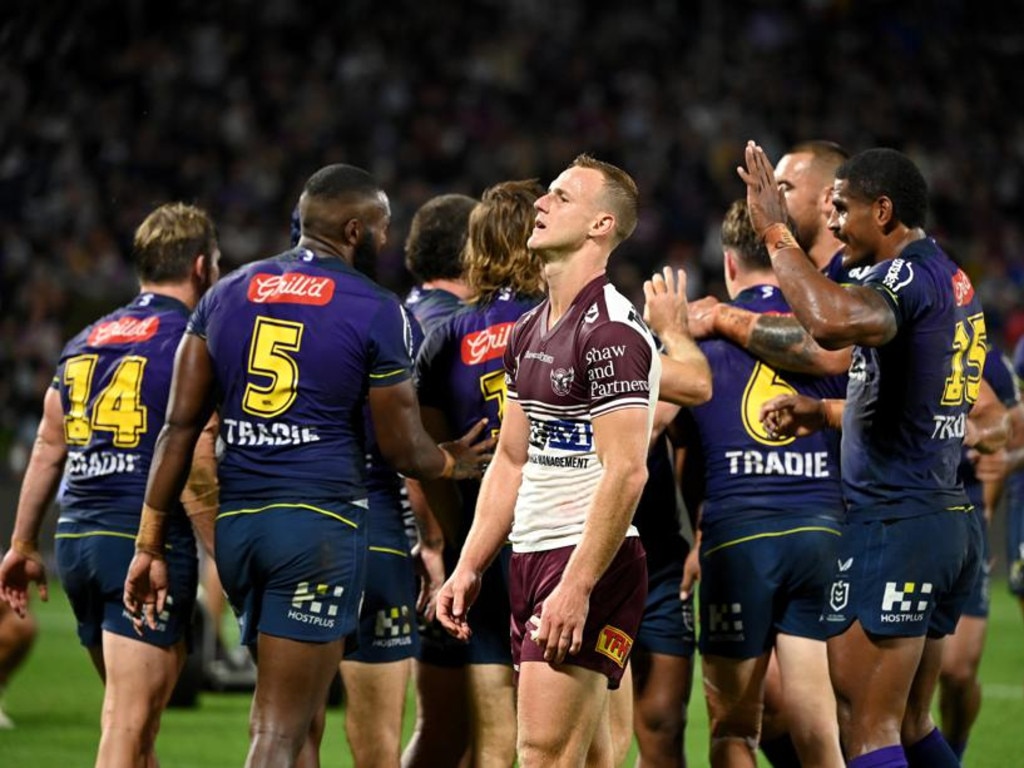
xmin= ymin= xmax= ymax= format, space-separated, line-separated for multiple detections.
xmin=503 ymin=274 xmax=661 ymax=552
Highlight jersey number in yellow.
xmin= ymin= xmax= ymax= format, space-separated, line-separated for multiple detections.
xmin=63 ymin=355 xmax=148 ymax=447
xmin=243 ymin=316 xmax=304 ymax=418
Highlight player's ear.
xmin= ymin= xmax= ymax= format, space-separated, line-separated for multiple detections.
xmin=723 ymin=249 xmax=738 ymax=283
xmin=342 ymin=218 xmax=362 ymax=247
xmin=590 ymin=212 xmax=616 ymax=239
xmin=874 ymin=196 xmax=895 ymax=229
xmin=193 ymin=254 xmax=208 ymax=281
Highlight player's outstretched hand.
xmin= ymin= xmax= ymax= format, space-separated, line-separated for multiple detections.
xmin=643 ymin=267 xmax=693 ymax=340
xmin=441 ymin=417 xmax=497 ymax=480
xmin=123 ymin=552 xmax=169 ymax=635
xmin=436 ymin=566 xmax=483 ymax=641
xmin=760 ymin=394 xmax=827 ymax=439
xmin=736 ymin=140 xmax=788 ymax=237
xmin=0 ymin=546 xmax=48 ymax=618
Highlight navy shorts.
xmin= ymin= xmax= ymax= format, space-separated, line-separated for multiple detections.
xmin=1006 ymin=477 xmax=1024 ymax=597
xmin=821 ymin=510 xmax=981 ymax=639
xmin=344 ymin=541 xmax=419 ymax=663
xmin=635 ymin=561 xmax=695 ymax=658
xmin=215 ymin=500 xmax=367 ymax=647
xmin=419 ymin=545 xmax=512 ymax=667
xmin=56 ymin=522 xmax=198 ymax=648
xmin=698 ymin=516 xmax=840 ymax=659
xmin=961 ymin=511 xmax=990 ymax=618
xmin=510 ymin=537 xmax=646 ymax=689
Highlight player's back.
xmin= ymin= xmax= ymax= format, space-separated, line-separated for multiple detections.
xmin=405 ymin=286 xmax=463 ymax=337
xmin=959 ymin=347 xmax=1019 ymax=508
xmin=190 ymin=247 xmax=412 ymax=505
xmin=689 ymin=285 xmax=845 ymax=525
xmin=843 ymin=238 xmax=984 ymax=518
xmin=58 ymin=293 xmax=192 ymax=534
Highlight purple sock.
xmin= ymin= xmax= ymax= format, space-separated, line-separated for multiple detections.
xmin=848 ymin=745 xmax=908 ymax=768
xmin=906 ymin=727 xmax=961 ymax=768
xmin=942 ymin=733 xmax=967 ymax=761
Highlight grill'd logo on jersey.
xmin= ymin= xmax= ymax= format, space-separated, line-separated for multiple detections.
xmin=595 ymin=625 xmax=633 ymax=668
xmin=88 ymin=316 xmax=159 ymax=346
xmin=550 ymin=367 xmax=575 ymax=396
xmin=951 ymin=268 xmax=975 ymax=307
xmin=461 ymin=322 xmax=514 ymax=365
xmin=248 ymin=273 xmax=336 ymax=305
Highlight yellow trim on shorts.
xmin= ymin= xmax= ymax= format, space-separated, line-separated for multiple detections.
xmin=368 ymin=546 xmax=409 ymax=557
xmin=55 ymin=530 xmax=137 ymax=541
xmin=216 ymin=502 xmax=358 ymax=528
xmin=702 ymin=525 xmax=841 ymax=557
xmin=947 ymin=505 xmax=974 ymax=513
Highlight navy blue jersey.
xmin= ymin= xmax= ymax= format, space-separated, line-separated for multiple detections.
xmin=416 ymin=288 xmax=540 ymax=539
xmin=188 ymin=247 xmax=413 ymax=504
xmin=404 ymin=286 xmax=464 ymax=337
xmin=632 ymin=433 xmax=688 ymax=575
xmin=690 ymin=286 xmax=846 ymax=525
xmin=55 ymin=293 xmax=192 ymax=536
xmin=842 ymin=238 xmax=984 ymax=519
xmin=1008 ymin=337 xmax=1024 ymax=510
xmin=960 ymin=348 xmax=1019 ymax=508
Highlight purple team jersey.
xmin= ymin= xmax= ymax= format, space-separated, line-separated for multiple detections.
xmin=842 ymin=238 xmax=983 ymax=519
xmin=188 ymin=247 xmax=413 ymax=504
xmin=687 ymin=285 xmax=846 ymax=525
xmin=55 ymin=292 xmax=193 ymax=537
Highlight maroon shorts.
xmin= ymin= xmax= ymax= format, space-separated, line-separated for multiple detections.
xmin=510 ymin=537 xmax=647 ymax=689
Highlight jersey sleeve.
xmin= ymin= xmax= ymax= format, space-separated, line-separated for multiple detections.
xmin=582 ymin=321 xmax=655 ymax=418
xmin=415 ymin=320 xmax=452 ymax=409
xmin=503 ymin=317 xmax=527 ymax=401
xmin=1013 ymin=337 xmax=1024 ymax=387
xmin=367 ymin=298 xmax=414 ymax=388
xmin=984 ymin=349 xmax=1021 ymax=406
xmin=186 ymin=289 xmax=215 ymax=339
xmin=860 ymin=256 xmax=930 ymax=329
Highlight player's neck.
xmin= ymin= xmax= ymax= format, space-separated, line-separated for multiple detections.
xmin=420 ymin=278 xmax=471 ymax=300
xmin=877 ymin=226 xmax=926 ymax=263
xmin=809 ymin=231 xmax=844 ymax=270
xmin=727 ymin=271 xmax=777 ymax=298
xmin=543 ymin=252 xmax=606 ymax=328
xmin=138 ymin=281 xmax=199 ymax=310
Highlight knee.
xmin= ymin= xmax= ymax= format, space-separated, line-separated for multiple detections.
xmin=636 ymin=701 xmax=687 ymax=742
xmin=0 ymin=609 xmax=37 ymax=648
xmin=939 ymin=658 xmax=978 ymax=692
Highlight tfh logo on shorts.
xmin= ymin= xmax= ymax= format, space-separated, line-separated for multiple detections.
xmin=288 ymin=581 xmax=343 ymax=628
xmin=880 ymin=581 xmax=932 ymax=624
xmin=595 ymin=625 xmax=633 ymax=668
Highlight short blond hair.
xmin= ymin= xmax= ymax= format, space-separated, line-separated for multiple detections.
xmin=464 ymin=180 xmax=546 ymax=304
xmin=133 ymin=203 xmax=217 ymax=283
xmin=571 ymin=154 xmax=639 ymax=245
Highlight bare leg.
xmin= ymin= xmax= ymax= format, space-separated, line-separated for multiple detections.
xmin=608 ymin=664 xmax=634 ymax=767
xmin=95 ymin=631 xmax=186 ymax=768
xmin=246 ymin=633 xmax=344 ymax=768
xmin=828 ymin=620 xmax=923 ymax=759
xmin=467 ymin=663 xmax=517 ymax=767
xmin=937 ymin=615 xmax=986 ymax=753
xmin=517 ymin=661 xmax=610 ymax=768
xmin=401 ymin=661 xmax=470 ymax=768
xmin=773 ymin=634 xmax=843 ymax=768
xmin=340 ymin=658 xmax=411 ymax=767
xmin=701 ymin=652 xmax=769 ymax=768
xmin=630 ymin=649 xmax=693 ymax=768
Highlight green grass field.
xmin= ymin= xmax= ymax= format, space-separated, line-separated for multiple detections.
xmin=1 ymin=584 xmax=1022 ymax=766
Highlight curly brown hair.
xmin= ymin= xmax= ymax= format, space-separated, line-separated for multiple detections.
xmin=464 ymin=180 xmax=546 ymax=304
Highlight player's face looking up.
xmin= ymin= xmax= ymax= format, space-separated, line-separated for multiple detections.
xmin=527 ymin=166 xmax=611 ymax=257
xmin=827 ymin=179 xmax=881 ymax=266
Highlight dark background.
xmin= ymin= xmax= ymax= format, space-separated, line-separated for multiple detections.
xmin=2 ymin=0 xmax=1024 ymax=485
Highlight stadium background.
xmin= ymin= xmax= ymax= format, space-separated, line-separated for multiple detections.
xmin=2 ymin=2 xmax=1024 ymax=764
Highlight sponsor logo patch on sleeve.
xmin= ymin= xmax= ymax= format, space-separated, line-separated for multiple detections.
xmin=951 ymin=268 xmax=975 ymax=307
xmin=248 ymin=273 xmax=335 ymax=305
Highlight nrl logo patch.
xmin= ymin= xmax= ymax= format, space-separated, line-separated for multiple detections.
xmin=829 ymin=580 xmax=849 ymax=612
xmin=550 ymin=367 xmax=575 ymax=396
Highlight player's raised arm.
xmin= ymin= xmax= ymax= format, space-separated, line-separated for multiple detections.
xmin=643 ymin=267 xmax=712 ymax=406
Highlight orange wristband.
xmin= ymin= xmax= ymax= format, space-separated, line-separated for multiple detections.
xmin=136 ymin=504 xmax=168 ymax=559
xmin=11 ymin=538 xmax=40 ymax=560
xmin=821 ymin=399 xmax=844 ymax=430
xmin=762 ymin=223 xmax=801 ymax=260
xmin=438 ymin=447 xmax=456 ymax=479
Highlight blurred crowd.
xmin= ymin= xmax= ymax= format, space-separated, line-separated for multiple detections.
xmin=2 ymin=0 xmax=1023 ymax=476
